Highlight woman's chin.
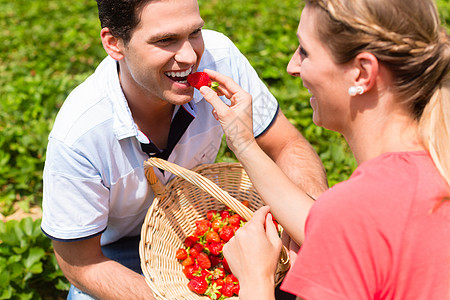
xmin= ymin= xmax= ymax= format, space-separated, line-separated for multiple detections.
xmin=312 ymin=112 xmax=321 ymax=127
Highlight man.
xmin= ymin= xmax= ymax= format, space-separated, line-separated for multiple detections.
xmin=41 ymin=0 xmax=327 ymax=299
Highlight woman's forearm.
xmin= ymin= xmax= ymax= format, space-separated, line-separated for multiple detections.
xmin=236 ymin=141 xmax=315 ymax=244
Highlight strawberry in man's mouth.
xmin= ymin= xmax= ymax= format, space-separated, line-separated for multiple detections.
xmin=187 ymin=71 xmax=219 ymax=90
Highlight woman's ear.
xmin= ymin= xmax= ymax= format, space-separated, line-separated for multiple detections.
xmin=351 ymin=52 xmax=379 ymax=93
xmin=100 ymin=27 xmax=125 ymax=61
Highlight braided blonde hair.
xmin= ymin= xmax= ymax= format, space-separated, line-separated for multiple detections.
xmin=305 ymin=0 xmax=450 ymax=187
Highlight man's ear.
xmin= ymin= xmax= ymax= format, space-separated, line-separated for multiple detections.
xmin=351 ymin=52 xmax=379 ymax=93
xmin=100 ymin=27 xmax=125 ymax=61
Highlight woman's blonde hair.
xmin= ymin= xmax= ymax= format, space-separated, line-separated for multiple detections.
xmin=305 ymin=0 xmax=450 ymax=187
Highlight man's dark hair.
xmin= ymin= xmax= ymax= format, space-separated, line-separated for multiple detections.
xmin=96 ymin=0 xmax=152 ymax=45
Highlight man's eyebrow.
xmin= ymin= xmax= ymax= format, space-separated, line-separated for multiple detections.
xmin=148 ymin=22 xmax=205 ymax=42
xmin=148 ymin=32 xmax=179 ymax=42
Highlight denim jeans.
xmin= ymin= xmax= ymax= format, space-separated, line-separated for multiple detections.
xmin=67 ymin=235 xmax=142 ymax=299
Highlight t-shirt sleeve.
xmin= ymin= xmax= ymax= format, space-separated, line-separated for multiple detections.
xmin=281 ymin=181 xmax=393 ymax=300
xmin=41 ymin=138 xmax=109 ymax=241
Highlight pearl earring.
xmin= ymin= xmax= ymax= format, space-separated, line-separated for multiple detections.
xmin=348 ymin=86 xmax=364 ymax=96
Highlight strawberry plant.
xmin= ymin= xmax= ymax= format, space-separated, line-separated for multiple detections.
xmin=0 ymin=218 xmax=69 ymax=299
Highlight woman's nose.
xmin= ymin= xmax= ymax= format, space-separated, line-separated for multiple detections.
xmin=287 ymin=48 xmax=301 ymax=77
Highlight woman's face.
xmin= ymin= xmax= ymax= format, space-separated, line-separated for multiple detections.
xmin=287 ymin=5 xmax=352 ymax=133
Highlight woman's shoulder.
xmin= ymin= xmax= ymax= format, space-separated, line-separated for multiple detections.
xmin=314 ymin=151 xmax=437 ymax=217
xmin=336 ymin=151 xmax=430 ymax=192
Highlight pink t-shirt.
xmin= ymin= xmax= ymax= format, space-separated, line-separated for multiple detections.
xmin=281 ymin=151 xmax=450 ymax=299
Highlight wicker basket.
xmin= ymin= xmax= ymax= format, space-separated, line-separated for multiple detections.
xmin=140 ymin=157 xmax=290 ymax=300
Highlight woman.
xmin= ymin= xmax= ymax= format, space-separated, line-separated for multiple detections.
xmin=199 ymin=0 xmax=450 ymax=299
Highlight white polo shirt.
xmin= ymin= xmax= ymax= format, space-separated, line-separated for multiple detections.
xmin=41 ymin=30 xmax=278 ymax=245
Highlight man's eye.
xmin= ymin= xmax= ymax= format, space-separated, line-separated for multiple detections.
xmin=157 ymin=38 xmax=173 ymax=44
xmin=190 ymin=28 xmax=202 ymax=37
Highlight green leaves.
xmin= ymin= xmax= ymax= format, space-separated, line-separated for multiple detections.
xmin=0 ymin=0 xmax=101 ymax=216
xmin=0 ymin=218 xmax=69 ymax=299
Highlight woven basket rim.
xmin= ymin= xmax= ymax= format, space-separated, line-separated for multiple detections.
xmin=140 ymin=160 xmax=290 ymax=300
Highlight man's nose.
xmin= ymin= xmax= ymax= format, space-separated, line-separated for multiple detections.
xmin=174 ymin=40 xmax=197 ymax=65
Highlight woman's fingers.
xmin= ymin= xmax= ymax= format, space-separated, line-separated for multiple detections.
xmin=265 ymin=213 xmax=283 ymax=251
xmin=251 ymin=206 xmax=272 ymax=227
xmin=199 ymin=86 xmax=229 ymax=116
xmin=222 ymin=205 xmax=282 ymax=289
xmin=203 ymin=69 xmax=243 ymax=99
xmin=199 ymin=69 xmax=254 ymax=154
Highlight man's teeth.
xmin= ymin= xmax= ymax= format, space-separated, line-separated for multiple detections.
xmin=165 ymin=66 xmax=193 ymax=79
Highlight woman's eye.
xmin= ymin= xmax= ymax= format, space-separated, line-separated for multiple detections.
xmin=299 ymin=46 xmax=308 ymax=58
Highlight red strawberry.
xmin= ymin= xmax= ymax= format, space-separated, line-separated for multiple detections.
xmin=182 ymin=256 xmax=195 ymax=267
xmin=209 ymin=254 xmax=221 ymax=268
xmin=211 ymin=219 xmax=222 ymax=232
xmin=200 ymin=269 xmax=212 ymax=280
xmin=185 ymin=235 xmax=198 ymax=248
xmin=190 ymin=243 xmax=204 ymax=258
xmin=213 ymin=278 xmax=224 ymax=288
xmin=221 ymin=283 xmax=235 ymax=297
xmin=272 ymin=218 xmax=282 ymax=236
xmin=175 ymin=248 xmax=188 ymax=260
xmin=232 ymin=283 xmax=240 ymax=295
xmin=207 ymin=242 xmax=223 ymax=256
xmin=219 ymin=226 xmax=234 ymax=242
xmin=188 ymin=276 xmax=208 ymax=294
xmin=194 ymin=242 xmax=204 ymax=252
xmin=195 ymin=219 xmax=211 ymax=236
xmin=206 ymin=231 xmax=221 ymax=243
xmin=183 ymin=264 xmax=199 ymax=279
xmin=219 ymin=210 xmax=230 ymax=219
xmin=224 ymin=274 xmax=238 ymax=284
xmin=228 ymin=214 xmax=242 ymax=227
xmin=222 ymin=257 xmax=231 ymax=273
xmin=231 ymin=224 xmax=240 ymax=233
xmin=187 ymin=72 xmax=219 ymax=90
xmin=241 ymin=200 xmax=250 ymax=207
xmin=197 ymin=252 xmax=212 ymax=269
xmin=206 ymin=209 xmax=219 ymax=220
xmin=189 ymin=248 xmax=199 ymax=258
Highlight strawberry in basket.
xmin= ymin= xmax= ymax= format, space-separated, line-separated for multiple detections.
xmin=176 ymin=206 xmax=246 ymax=299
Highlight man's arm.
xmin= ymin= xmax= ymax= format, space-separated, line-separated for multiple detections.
xmin=53 ymin=236 xmax=154 ymax=300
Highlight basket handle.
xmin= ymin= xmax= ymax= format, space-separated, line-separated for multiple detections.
xmin=144 ymin=164 xmax=166 ymax=197
xmin=144 ymin=157 xmax=254 ymax=221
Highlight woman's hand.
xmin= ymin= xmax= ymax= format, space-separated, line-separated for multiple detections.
xmin=199 ymin=69 xmax=255 ymax=156
xmin=222 ymin=206 xmax=282 ymax=300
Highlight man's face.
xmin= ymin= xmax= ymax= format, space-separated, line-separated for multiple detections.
xmin=118 ymin=0 xmax=205 ymax=106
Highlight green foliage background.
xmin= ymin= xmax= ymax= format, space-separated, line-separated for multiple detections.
xmin=0 ymin=0 xmax=449 ymax=298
